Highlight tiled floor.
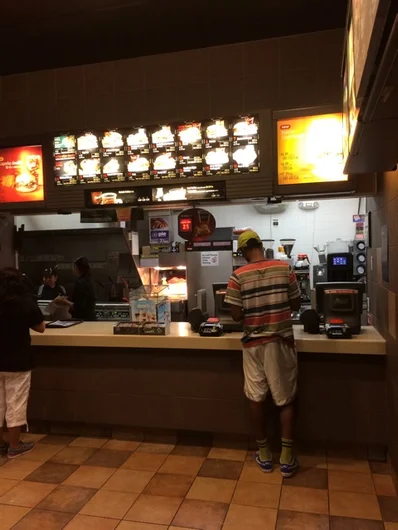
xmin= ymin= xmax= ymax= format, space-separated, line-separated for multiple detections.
xmin=0 ymin=434 xmax=397 ymax=529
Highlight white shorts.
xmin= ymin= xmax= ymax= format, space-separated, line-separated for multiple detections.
xmin=0 ymin=371 xmax=32 ymax=428
xmin=243 ymin=341 xmax=298 ymax=406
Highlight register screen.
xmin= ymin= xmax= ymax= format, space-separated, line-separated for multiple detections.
xmin=332 ymin=256 xmax=347 ymax=266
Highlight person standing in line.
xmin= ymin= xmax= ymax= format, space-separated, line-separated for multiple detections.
xmin=225 ymin=230 xmax=301 ymax=478
xmin=0 ymin=267 xmax=45 ymax=459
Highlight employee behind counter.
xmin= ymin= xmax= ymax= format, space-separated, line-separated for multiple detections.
xmin=53 ymin=256 xmax=96 ymax=321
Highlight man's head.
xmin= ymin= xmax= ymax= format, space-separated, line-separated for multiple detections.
xmin=237 ymin=230 xmax=264 ymax=262
xmin=43 ymin=268 xmax=58 ymax=288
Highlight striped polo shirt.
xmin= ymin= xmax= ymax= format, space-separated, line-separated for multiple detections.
xmin=225 ymin=259 xmax=300 ymax=347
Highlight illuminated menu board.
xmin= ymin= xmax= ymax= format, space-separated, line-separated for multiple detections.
xmin=177 ymin=122 xmax=203 ymax=177
xmin=101 ymin=130 xmax=126 ymax=183
xmin=232 ymin=116 xmax=259 ymax=174
xmin=0 ymin=145 xmax=44 ymax=203
xmin=126 ymin=128 xmax=151 ymax=181
xmin=54 ymin=135 xmax=78 ymax=186
xmin=151 ymin=125 xmax=177 ymax=180
xmin=77 ymin=133 xmax=101 ymax=184
xmin=203 ymin=119 xmax=231 ymax=176
xmin=277 ymin=113 xmax=347 ymax=185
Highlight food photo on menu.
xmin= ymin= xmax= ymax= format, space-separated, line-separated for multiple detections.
xmin=177 ymin=122 xmax=203 ymax=177
xmin=91 ymin=191 xmax=124 ymax=206
xmin=205 ymin=120 xmax=229 ymax=140
xmin=204 ymin=147 xmax=230 ymax=175
xmin=151 ymin=125 xmax=175 ymax=147
xmin=232 ymin=115 xmax=259 ymax=173
xmin=53 ymin=135 xmax=78 ymax=185
xmin=77 ymin=133 xmax=101 ymax=182
xmin=127 ymin=154 xmax=151 ymax=179
xmin=101 ymin=130 xmax=125 ymax=156
xmin=77 ymin=132 xmax=99 ymax=153
xmin=0 ymin=145 xmax=44 ymax=203
xmin=102 ymin=156 xmax=126 ymax=182
xmin=233 ymin=116 xmax=259 ymax=138
xmin=127 ymin=128 xmax=150 ymax=150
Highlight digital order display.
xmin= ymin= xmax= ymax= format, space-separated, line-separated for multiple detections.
xmin=203 ymin=119 xmax=231 ymax=176
xmin=333 ymin=256 xmax=347 ymax=266
xmin=126 ymin=128 xmax=151 ymax=181
xmin=151 ymin=125 xmax=177 ymax=180
xmin=77 ymin=133 xmax=101 ymax=184
xmin=179 ymin=217 xmax=193 ymax=233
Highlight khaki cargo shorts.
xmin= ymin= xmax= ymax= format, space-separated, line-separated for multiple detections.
xmin=242 ymin=340 xmax=298 ymax=406
xmin=0 ymin=371 xmax=32 ymax=428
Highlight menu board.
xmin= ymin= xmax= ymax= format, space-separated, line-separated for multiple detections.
xmin=54 ymin=135 xmax=78 ymax=186
xmin=88 ymin=189 xmax=137 ymax=207
xmin=232 ymin=116 xmax=259 ymax=174
xmin=126 ymin=128 xmax=151 ymax=181
xmin=177 ymin=122 xmax=203 ymax=177
xmin=100 ymin=130 xmax=126 ymax=183
xmin=203 ymin=119 xmax=231 ymax=176
xmin=77 ymin=133 xmax=101 ymax=184
xmin=0 ymin=145 xmax=44 ymax=203
xmin=152 ymin=182 xmax=226 ymax=203
xmin=151 ymin=125 xmax=177 ymax=179
xmin=277 ymin=114 xmax=347 ymax=185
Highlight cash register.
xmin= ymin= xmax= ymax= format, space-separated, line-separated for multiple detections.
xmin=213 ymin=282 xmax=243 ymax=332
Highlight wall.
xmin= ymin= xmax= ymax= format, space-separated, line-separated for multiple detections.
xmin=367 ymin=169 xmax=398 ymax=476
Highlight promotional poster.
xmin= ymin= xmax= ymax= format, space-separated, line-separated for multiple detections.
xmin=0 ymin=145 xmax=44 ymax=203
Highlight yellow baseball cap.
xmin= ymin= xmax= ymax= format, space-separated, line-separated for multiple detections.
xmin=237 ymin=230 xmax=262 ymax=250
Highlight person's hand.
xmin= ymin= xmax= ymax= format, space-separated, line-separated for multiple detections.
xmin=54 ymin=296 xmax=70 ymax=307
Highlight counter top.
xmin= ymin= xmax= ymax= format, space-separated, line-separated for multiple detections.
xmin=31 ymin=322 xmax=386 ymax=355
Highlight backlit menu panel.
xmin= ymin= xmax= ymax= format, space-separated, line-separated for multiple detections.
xmin=203 ymin=119 xmax=231 ymax=176
xmin=77 ymin=133 xmax=101 ymax=184
xmin=232 ymin=116 xmax=259 ymax=174
xmin=126 ymin=128 xmax=151 ymax=181
xmin=101 ymin=130 xmax=126 ymax=183
xmin=151 ymin=125 xmax=177 ymax=179
xmin=54 ymin=135 xmax=78 ymax=186
xmin=177 ymin=122 xmax=203 ymax=177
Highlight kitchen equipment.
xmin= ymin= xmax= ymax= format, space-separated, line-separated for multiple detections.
xmin=327 ymin=253 xmax=354 ymax=282
xmin=313 ymin=264 xmax=328 ymax=286
xmin=326 ymin=322 xmax=352 ymax=339
xmin=353 ymin=240 xmax=367 ymax=279
xmin=280 ymin=238 xmax=295 ymax=259
xmin=316 ymin=282 xmax=365 ymax=334
xmin=199 ymin=318 xmax=224 ymax=336
xmin=313 ymin=245 xmax=327 ymax=264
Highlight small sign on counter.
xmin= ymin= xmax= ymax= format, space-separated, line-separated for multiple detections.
xmin=201 ymin=252 xmax=219 ymax=267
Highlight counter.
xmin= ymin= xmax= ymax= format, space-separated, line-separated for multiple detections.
xmin=31 ymin=322 xmax=386 ymax=355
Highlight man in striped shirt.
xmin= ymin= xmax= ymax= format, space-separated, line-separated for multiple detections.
xmin=225 ymin=230 xmax=301 ymax=478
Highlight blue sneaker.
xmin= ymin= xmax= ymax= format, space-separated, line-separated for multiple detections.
xmin=8 ymin=441 xmax=35 ymax=460
xmin=254 ymin=451 xmax=273 ymax=473
xmin=280 ymin=457 xmax=299 ymax=478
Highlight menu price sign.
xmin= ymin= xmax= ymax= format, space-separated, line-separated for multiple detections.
xmin=54 ymin=135 xmax=78 ymax=186
xmin=126 ymin=128 xmax=151 ymax=181
xmin=77 ymin=133 xmax=101 ymax=184
xmin=87 ymin=188 xmax=137 ymax=208
xmin=277 ymin=114 xmax=347 ymax=185
xmin=203 ymin=119 xmax=231 ymax=176
xmin=232 ymin=116 xmax=259 ymax=174
xmin=177 ymin=122 xmax=203 ymax=177
xmin=151 ymin=125 xmax=177 ymax=180
xmin=152 ymin=182 xmax=226 ymax=203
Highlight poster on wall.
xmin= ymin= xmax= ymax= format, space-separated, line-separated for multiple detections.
xmin=203 ymin=119 xmax=231 ymax=176
xmin=126 ymin=128 xmax=151 ymax=181
xmin=100 ymin=130 xmax=126 ymax=183
xmin=149 ymin=214 xmax=171 ymax=244
xmin=77 ymin=132 xmax=101 ymax=184
xmin=53 ymin=135 xmax=78 ymax=186
xmin=177 ymin=208 xmax=216 ymax=241
xmin=231 ymin=116 xmax=259 ymax=174
xmin=177 ymin=122 xmax=203 ymax=177
xmin=0 ymin=145 xmax=44 ymax=203
xmin=151 ymin=125 xmax=177 ymax=179
xmin=277 ymin=113 xmax=347 ymax=185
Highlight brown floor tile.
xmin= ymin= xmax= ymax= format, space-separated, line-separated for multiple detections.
xmin=0 ymin=478 xmax=19 ymax=496
xmin=232 ymin=480 xmax=280 ymax=509
xmin=280 ymin=485 xmax=329 ymax=515
xmin=84 ymin=449 xmax=132 ymax=469
xmin=370 ymin=462 xmax=391 ymax=475
xmin=328 ymin=457 xmax=371 ymax=474
xmin=19 ymin=445 xmax=64 ymax=463
xmin=158 ymin=455 xmax=205 ymax=476
xmin=328 ymin=470 xmax=376 ymax=494
xmin=20 ymin=434 xmax=47 ymax=444
xmin=0 ymin=505 xmax=31 ymax=529
xmin=327 ymin=444 xmax=367 ymax=460
xmin=0 ymin=481 xmax=56 ymax=508
xmin=37 ymin=485 xmax=96 ymax=513
xmin=208 ymin=448 xmax=247 ymax=462
xmin=169 ymin=527 xmax=196 ymax=530
xmin=378 ymin=496 xmax=398 ymax=522
xmin=144 ymin=473 xmax=194 ymax=498
xmin=276 ymin=509 xmax=330 ymax=529
xmin=240 ymin=461 xmax=283 ymax=484
xmin=198 ymin=459 xmax=243 ymax=481
xmin=64 ymin=514 xmax=119 ymax=529
xmin=12 ymin=508 xmax=73 ymax=529
xmin=385 ymin=523 xmax=398 ymax=529
xmin=329 ymin=491 xmax=382 ymax=520
xmin=330 ymin=515 xmax=384 ymax=529
xmin=223 ymin=503 xmax=277 ymax=530
xmin=63 ymin=466 xmax=116 ymax=489
xmin=0 ymin=460 xmax=42 ymax=480
xmin=125 ymin=494 xmax=182 ymax=525
xmin=118 ymin=522 xmax=167 ymax=530
xmin=49 ymin=447 xmax=96 ymax=466
xmin=187 ymin=477 xmax=237 ymax=504
xmin=122 ymin=452 xmax=168 ymax=473
xmin=102 ymin=469 xmax=154 ymax=494
xmin=80 ymin=489 xmax=136 ymax=519
xmin=69 ymin=437 xmax=108 ymax=449
xmin=102 ymin=440 xmax=141 ymax=452
xmin=25 ymin=463 xmax=79 ymax=485
xmin=298 ymin=454 xmax=328 ymax=469
xmin=0 ymin=455 xmax=8 ymax=467
xmin=172 ymin=499 xmax=228 ymax=530
xmin=136 ymin=443 xmax=175 ymax=455
xmin=172 ymin=445 xmax=211 ymax=457
xmin=38 ymin=436 xmax=76 ymax=446
xmin=373 ymin=475 xmax=397 ymax=497
xmin=284 ymin=467 xmax=328 ymax=489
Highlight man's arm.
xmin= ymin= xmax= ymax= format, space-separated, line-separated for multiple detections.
xmin=287 ymin=267 xmax=301 ymax=312
xmin=224 ymin=273 xmax=243 ymax=322
xmin=230 ymin=304 xmax=244 ymax=322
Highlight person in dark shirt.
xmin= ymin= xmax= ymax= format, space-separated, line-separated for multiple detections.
xmin=0 ymin=267 xmax=45 ymax=459
xmin=55 ymin=257 xmax=96 ymax=321
xmin=37 ymin=267 xmax=66 ymax=300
